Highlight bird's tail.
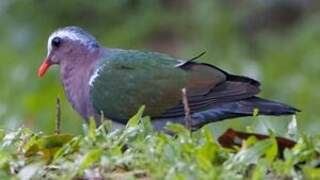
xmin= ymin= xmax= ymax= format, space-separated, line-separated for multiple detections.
xmin=189 ymin=96 xmax=300 ymax=129
xmin=152 ymin=97 xmax=300 ymax=131
xmin=234 ymin=96 xmax=299 ymax=115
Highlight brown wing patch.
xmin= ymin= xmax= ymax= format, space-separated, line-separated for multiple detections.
xmin=161 ymin=81 xmax=260 ymax=117
xmin=154 ymin=60 xmax=261 ymax=118
xmin=180 ymin=63 xmax=227 ymax=95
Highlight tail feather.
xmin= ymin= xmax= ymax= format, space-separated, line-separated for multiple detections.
xmin=239 ymin=97 xmax=300 ymax=115
xmin=190 ymin=96 xmax=299 ymax=129
xmin=152 ymin=97 xmax=300 ymax=131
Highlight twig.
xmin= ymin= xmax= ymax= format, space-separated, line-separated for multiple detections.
xmin=55 ymin=97 xmax=61 ymax=134
xmin=181 ymin=88 xmax=192 ymax=130
xmin=99 ymin=110 xmax=104 ymax=127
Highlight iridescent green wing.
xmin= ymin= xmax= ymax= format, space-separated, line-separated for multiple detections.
xmin=90 ymin=49 xmax=189 ymax=120
xmin=90 ymin=49 xmax=259 ymax=122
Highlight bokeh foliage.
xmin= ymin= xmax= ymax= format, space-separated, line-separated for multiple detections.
xmin=0 ymin=0 xmax=319 ymax=134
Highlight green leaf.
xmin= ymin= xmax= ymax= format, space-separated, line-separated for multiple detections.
xmin=25 ymin=134 xmax=73 ymax=162
xmin=53 ymin=136 xmax=81 ymax=161
xmin=253 ymin=108 xmax=259 ymax=117
xmin=23 ymin=134 xmax=40 ymax=156
xmin=126 ymin=105 xmax=145 ymax=128
xmin=141 ymin=116 xmax=153 ymax=132
xmin=231 ymin=139 xmax=274 ymax=165
xmin=201 ymin=126 xmax=214 ymax=143
xmin=97 ymin=120 xmax=113 ymax=135
xmin=252 ymin=165 xmax=264 ymax=180
xmin=246 ymin=126 xmax=254 ymax=133
xmin=304 ymin=167 xmax=320 ymax=179
xmin=165 ymin=123 xmax=190 ymax=136
xmin=265 ymin=137 xmax=278 ymax=162
xmin=245 ymin=136 xmax=258 ymax=148
xmin=287 ymin=115 xmax=299 ymax=140
xmin=37 ymin=134 xmax=73 ymax=149
xmin=78 ymin=148 xmax=103 ymax=173
xmin=88 ymin=118 xmax=97 ymax=141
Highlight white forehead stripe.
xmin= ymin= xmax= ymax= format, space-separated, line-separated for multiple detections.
xmin=47 ymin=27 xmax=99 ymax=55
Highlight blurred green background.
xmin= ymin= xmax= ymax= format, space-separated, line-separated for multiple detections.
xmin=0 ymin=0 xmax=319 ymax=135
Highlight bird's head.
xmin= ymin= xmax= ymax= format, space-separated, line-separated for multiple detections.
xmin=38 ymin=26 xmax=100 ymax=77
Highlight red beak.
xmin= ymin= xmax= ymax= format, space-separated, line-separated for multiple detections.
xmin=38 ymin=58 xmax=51 ymax=77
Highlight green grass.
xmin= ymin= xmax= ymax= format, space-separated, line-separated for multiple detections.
xmin=0 ymin=108 xmax=319 ymax=180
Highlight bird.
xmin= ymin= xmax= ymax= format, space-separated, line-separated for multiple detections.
xmin=38 ymin=26 xmax=299 ymax=131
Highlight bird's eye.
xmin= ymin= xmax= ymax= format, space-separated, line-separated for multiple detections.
xmin=51 ymin=37 xmax=62 ymax=48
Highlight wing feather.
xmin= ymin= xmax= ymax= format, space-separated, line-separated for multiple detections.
xmin=158 ymin=63 xmax=261 ymax=118
xmin=160 ymin=81 xmax=260 ymax=118
xmin=91 ymin=49 xmax=261 ymax=121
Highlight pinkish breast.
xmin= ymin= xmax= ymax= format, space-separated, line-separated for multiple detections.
xmin=59 ymin=51 xmax=100 ymax=120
